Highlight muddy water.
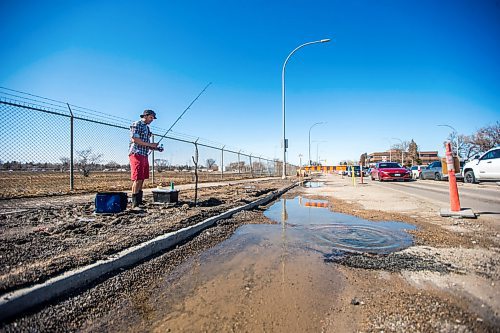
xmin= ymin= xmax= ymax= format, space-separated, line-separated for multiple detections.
xmin=97 ymin=197 xmax=415 ymax=332
xmin=103 ymin=226 xmax=344 ymax=332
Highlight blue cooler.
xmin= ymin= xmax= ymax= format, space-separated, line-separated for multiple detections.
xmin=95 ymin=192 xmax=128 ymax=213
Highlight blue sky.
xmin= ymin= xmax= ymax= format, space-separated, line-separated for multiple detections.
xmin=1 ymin=0 xmax=499 ymax=165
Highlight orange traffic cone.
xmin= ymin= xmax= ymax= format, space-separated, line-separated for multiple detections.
xmin=445 ymin=142 xmax=461 ymax=212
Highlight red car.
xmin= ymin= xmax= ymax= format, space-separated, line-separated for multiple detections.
xmin=370 ymin=162 xmax=411 ymax=181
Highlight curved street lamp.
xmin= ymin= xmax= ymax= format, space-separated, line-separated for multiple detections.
xmin=438 ymin=124 xmax=459 ymax=157
xmin=308 ymin=122 xmax=326 ymax=166
xmin=281 ymin=39 xmax=331 ymax=179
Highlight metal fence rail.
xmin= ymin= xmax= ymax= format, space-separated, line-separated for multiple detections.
xmin=0 ymin=88 xmax=297 ymax=198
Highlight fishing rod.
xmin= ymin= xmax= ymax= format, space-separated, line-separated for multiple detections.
xmin=153 ymin=82 xmax=212 ymax=152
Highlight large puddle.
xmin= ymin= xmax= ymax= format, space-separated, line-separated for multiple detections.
xmin=90 ymin=197 xmax=416 ymax=332
xmin=264 ymin=197 xmax=415 ymax=256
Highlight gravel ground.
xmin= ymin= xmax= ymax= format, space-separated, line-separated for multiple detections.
xmin=1 ymin=209 xmax=271 ymax=332
xmin=0 ymin=179 xmax=289 ymax=294
xmin=1 ymin=174 xmax=499 ymax=332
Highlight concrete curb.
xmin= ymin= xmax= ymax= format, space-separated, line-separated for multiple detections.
xmin=0 ymin=182 xmax=298 ymax=322
xmin=439 ymin=208 xmax=477 ymax=218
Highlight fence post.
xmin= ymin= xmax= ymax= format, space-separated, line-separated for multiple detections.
xmin=151 ymin=134 xmax=155 ymax=185
xmin=193 ymin=140 xmax=199 ymax=206
xmin=238 ymin=150 xmax=241 ymax=175
xmin=67 ymin=103 xmax=74 ymax=191
xmin=221 ymin=146 xmax=224 ymax=180
xmin=249 ymin=154 xmax=253 ymax=178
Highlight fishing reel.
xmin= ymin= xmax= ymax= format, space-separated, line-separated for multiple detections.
xmin=156 ymin=144 xmax=164 ymax=152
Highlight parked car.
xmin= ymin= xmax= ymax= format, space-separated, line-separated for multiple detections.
xmin=420 ymin=160 xmax=464 ymax=181
xmin=420 ymin=161 xmax=443 ymax=180
xmin=462 ymin=146 xmax=500 ymax=183
xmin=370 ymin=162 xmax=411 ymax=181
xmin=410 ymin=165 xmax=424 ymax=179
xmin=347 ymin=166 xmax=363 ymax=177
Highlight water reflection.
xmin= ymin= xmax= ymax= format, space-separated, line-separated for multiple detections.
xmin=265 ymin=197 xmax=415 ymax=255
xmin=303 ymin=181 xmax=324 ymax=188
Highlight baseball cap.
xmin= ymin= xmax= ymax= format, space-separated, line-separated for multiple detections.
xmin=140 ymin=109 xmax=157 ymax=119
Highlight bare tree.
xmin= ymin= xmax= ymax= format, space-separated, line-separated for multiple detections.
xmin=206 ymin=158 xmax=216 ymax=169
xmin=60 ymin=157 xmax=70 ymax=172
xmin=461 ymin=122 xmax=500 ymax=160
xmin=359 ymin=153 xmax=367 ymax=166
xmin=154 ymin=159 xmax=169 ymax=172
xmin=474 ymin=121 xmax=500 ymax=152
xmin=76 ymin=149 xmax=102 ymax=177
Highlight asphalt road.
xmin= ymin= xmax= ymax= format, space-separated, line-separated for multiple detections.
xmin=368 ymin=178 xmax=500 ymax=217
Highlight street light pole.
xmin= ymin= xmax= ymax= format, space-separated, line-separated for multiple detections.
xmin=282 ymin=39 xmax=330 ymax=179
xmin=438 ymin=124 xmax=459 ymax=157
xmin=308 ymin=122 xmax=325 ymax=166
xmin=312 ymin=140 xmax=327 ymax=165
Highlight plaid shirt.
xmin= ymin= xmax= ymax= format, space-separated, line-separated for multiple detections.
xmin=129 ymin=120 xmax=152 ymax=156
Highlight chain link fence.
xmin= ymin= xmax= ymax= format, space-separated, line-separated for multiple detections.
xmin=0 ymin=88 xmax=297 ymax=199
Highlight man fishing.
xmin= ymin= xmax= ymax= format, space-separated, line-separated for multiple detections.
xmin=129 ymin=109 xmax=163 ymax=209
xmin=128 ymin=83 xmax=211 ymax=209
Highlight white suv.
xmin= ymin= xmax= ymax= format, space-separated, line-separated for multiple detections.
xmin=462 ymin=147 xmax=500 ymax=183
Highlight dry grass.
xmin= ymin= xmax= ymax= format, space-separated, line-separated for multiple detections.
xmin=0 ymin=171 xmax=273 ymax=199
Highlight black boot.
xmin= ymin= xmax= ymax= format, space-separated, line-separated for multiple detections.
xmin=131 ymin=194 xmax=139 ymax=208
xmin=138 ymin=190 xmax=145 ymax=207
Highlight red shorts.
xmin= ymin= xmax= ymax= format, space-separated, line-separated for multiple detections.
xmin=129 ymin=154 xmax=149 ymax=180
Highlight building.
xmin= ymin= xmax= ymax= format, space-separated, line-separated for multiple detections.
xmin=367 ymin=150 xmax=439 ymax=166
xmin=418 ymin=151 xmax=440 ymax=165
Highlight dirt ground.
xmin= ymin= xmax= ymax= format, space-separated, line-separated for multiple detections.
xmin=0 ymin=170 xmax=269 ymax=199
xmin=0 ymin=174 xmax=499 ymax=332
xmin=0 ymin=178 xmax=288 ymax=294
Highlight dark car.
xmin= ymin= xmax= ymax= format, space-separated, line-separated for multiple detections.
xmin=370 ymin=162 xmax=411 ymax=182
xmin=420 ymin=161 xmax=443 ymax=180
xmin=420 ymin=160 xmax=464 ymax=181
xmin=347 ymin=165 xmax=361 ymax=177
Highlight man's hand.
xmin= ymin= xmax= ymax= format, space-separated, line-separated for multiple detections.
xmin=151 ymin=143 xmax=164 ymax=152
